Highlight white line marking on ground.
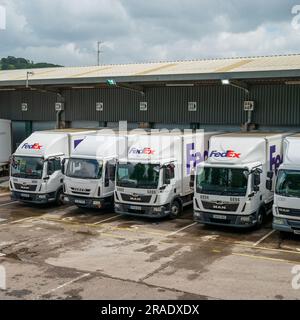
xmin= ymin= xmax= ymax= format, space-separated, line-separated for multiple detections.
xmin=0 ymin=201 xmax=18 ymax=207
xmin=167 ymin=222 xmax=198 ymax=237
xmin=0 ymin=218 xmax=7 ymax=223
xmin=253 ymin=230 xmax=276 ymax=247
xmin=41 ymin=273 xmax=91 ymax=296
xmin=92 ymin=215 xmax=120 ymax=225
xmin=0 ymin=253 xmax=6 ymax=257
xmin=0 ymin=217 xmax=34 ymax=227
xmin=0 ymin=193 xmax=11 ymax=197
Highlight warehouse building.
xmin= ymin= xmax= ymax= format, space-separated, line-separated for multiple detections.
xmin=1 ymin=54 xmax=300 ymax=150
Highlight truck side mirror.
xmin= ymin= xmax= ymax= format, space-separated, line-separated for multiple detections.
xmin=254 ymin=185 xmax=260 ymax=192
xmin=61 ymin=159 xmax=66 ymax=175
xmin=189 ymin=180 xmax=194 ymax=189
xmin=267 ymin=171 xmax=274 ymax=180
xmin=254 ymin=174 xmax=261 ymax=186
xmin=266 ymin=180 xmax=273 ymax=191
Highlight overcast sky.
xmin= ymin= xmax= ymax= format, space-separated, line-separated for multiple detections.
xmin=0 ymin=0 xmax=299 ymax=66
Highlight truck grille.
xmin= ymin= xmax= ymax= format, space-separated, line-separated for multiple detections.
xmin=121 ymin=194 xmax=152 ymax=203
xmin=278 ymin=207 xmax=300 ymax=217
xmin=14 ymin=183 xmax=37 ymax=191
xmin=71 ymin=187 xmax=91 ymax=195
xmin=202 ymin=201 xmax=239 ymax=212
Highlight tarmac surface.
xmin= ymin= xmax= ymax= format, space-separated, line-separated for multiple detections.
xmin=0 ymin=193 xmax=299 ymax=300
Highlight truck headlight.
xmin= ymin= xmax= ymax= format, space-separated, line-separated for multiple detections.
xmin=38 ymin=195 xmax=47 ymax=199
xmin=240 ymin=216 xmax=251 ymax=223
xmin=115 ymin=204 xmax=120 ymax=209
xmin=153 ymin=207 xmax=163 ymax=213
xmin=273 ymin=217 xmax=285 ymax=225
xmin=93 ymin=201 xmax=101 ymax=206
xmin=194 ymin=211 xmax=201 ymax=218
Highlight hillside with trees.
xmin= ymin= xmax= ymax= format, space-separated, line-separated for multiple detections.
xmin=0 ymin=56 xmax=62 ymax=70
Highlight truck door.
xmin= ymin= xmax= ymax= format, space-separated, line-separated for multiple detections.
xmin=103 ymin=160 xmax=116 ymax=197
xmin=45 ymin=158 xmax=63 ymax=193
xmin=251 ymin=166 xmax=263 ymax=212
xmin=162 ymin=163 xmax=177 ymax=199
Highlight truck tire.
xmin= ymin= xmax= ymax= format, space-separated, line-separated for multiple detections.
xmin=279 ymin=231 xmax=288 ymax=239
xmin=55 ymin=189 xmax=64 ymax=206
xmin=169 ymin=200 xmax=181 ymax=219
xmin=255 ymin=207 xmax=265 ymax=229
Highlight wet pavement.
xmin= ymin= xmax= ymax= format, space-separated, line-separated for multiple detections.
xmin=0 ymin=194 xmax=300 ymax=300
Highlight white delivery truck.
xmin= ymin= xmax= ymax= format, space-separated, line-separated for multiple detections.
xmin=0 ymin=119 xmax=12 ymax=173
xmin=63 ymin=131 xmax=127 ymax=209
xmin=273 ymin=134 xmax=300 ymax=234
xmin=194 ymin=132 xmax=289 ymax=228
xmin=114 ymin=131 xmax=216 ymax=219
xmin=10 ymin=129 xmax=95 ymax=204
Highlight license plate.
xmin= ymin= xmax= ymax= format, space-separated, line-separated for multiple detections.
xmin=75 ymin=199 xmax=86 ymax=205
xmin=213 ymin=214 xmax=227 ymax=220
xmin=130 ymin=205 xmax=142 ymax=211
xmin=294 ymin=230 xmax=300 ymax=235
xmin=20 ymin=193 xmax=30 ymax=198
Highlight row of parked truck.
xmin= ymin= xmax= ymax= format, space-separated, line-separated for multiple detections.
xmin=8 ymin=128 xmax=300 ymax=235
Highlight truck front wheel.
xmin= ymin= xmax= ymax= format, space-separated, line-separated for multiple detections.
xmin=55 ymin=189 xmax=64 ymax=206
xmin=256 ymin=208 xmax=265 ymax=229
xmin=169 ymin=200 xmax=181 ymax=219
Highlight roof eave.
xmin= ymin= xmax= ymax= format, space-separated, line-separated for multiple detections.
xmin=1 ymin=69 xmax=300 ymax=87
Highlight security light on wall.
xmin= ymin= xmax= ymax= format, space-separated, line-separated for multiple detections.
xmin=244 ymin=101 xmax=255 ymax=111
xmin=188 ymin=102 xmax=197 ymax=112
xmin=221 ymin=79 xmax=230 ymax=85
xmin=96 ymin=102 xmax=104 ymax=112
xmin=21 ymin=103 xmax=28 ymax=112
xmin=140 ymin=102 xmax=148 ymax=111
xmin=106 ymin=79 xmax=117 ymax=86
xmin=55 ymin=103 xmax=64 ymax=111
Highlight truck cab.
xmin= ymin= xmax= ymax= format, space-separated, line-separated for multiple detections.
xmin=273 ymin=134 xmax=300 ymax=234
xmin=114 ymin=131 xmax=216 ymax=219
xmin=194 ymin=132 xmax=288 ymax=228
xmin=10 ymin=130 xmax=94 ymax=204
xmin=63 ymin=133 xmax=125 ymax=209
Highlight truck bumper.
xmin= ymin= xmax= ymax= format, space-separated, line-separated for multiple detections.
xmin=193 ymin=210 xmax=258 ymax=228
xmin=11 ymin=191 xmax=56 ymax=204
xmin=65 ymin=194 xmax=113 ymax=209
xmin=114 ymin=202 xmax=171 ymax=218
xmin=273 ymin=217 xmax=300 ymax=234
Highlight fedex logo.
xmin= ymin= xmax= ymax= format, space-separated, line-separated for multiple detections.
xmin=270 ymin=145 xmax=282 ymax=173
xmin=210 ymin=150 xmax=241 ymax=159
xmin=22 ymin=143 xmax=43 ymax=150
xmin=186 ymin=143 xmax=208 ymax=175
xmin=74 ymin=139 xmax=84 ymax=149
xmin=129 ymin=147 xmax=155 ymax=155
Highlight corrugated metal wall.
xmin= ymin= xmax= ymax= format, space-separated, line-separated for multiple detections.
xmin=0 ymin=90 xmax=57 ymax=121
xmin=0 ymin=84 xmax=300 ymax=126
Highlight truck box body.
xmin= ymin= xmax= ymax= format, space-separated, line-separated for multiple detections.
xmin=63 ymin=131 xmax=127 ymax=209
xmin=115 ymin=131 xmax=216 ymax=218
xmin=0 ymin=119 xmax=11 ymax=167
xmin=273 ymin=134 xmax=300 ymax=234
xmin=194 ymin=132 xmax=289 ymax=228
xmin=10 ymin=129 xmax=95 ymax=204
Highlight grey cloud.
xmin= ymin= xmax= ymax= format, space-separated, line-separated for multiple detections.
xmin=0 ymin=0 xmax=299 ymax=66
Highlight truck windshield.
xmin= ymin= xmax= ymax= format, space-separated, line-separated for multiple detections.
xmin=11 ymin=156 xmax=44 ymax=179
xmin=66 ymin=159 xmax=103 ymax=180
xmin=196 ymin=167 xmax=248 ymax=196
xmin=117 ymin=162 xmax=160 ymax=189
xmin=276 ymin=170 xmax=300 ymax=198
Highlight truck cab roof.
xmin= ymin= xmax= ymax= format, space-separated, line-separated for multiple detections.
xmin=281 ymin=134 xmax=300 ymax=168
xmin=207 ymin=132 xmax=290 ymax=166
xmin=14 ymin=129 xmax=96 ymax=159
xmin=70 ymin=133 xmax=126 ymax=160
